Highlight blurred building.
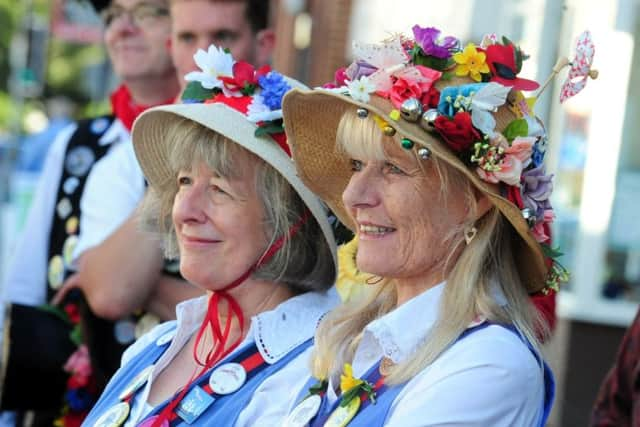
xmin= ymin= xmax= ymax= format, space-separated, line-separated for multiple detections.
xmin=271 ymin=0 xmax=639 ymax=424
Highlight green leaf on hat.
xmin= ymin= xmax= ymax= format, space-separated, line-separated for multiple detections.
xmin=255 ymin=121 xmax=285 ymax=137
xmin=181 ymin=81 xmax=215 ymax=102
xmin=502 ymin=118 xmax=529 ymax=143
xmin=541 ymin=242 xmax=564 ymax=259
xmin=70 ymin=324 xmax=83 ymax=346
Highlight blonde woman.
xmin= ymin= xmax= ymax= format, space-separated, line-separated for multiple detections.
xmin=279 ymin=26 xmax=591 ymax=427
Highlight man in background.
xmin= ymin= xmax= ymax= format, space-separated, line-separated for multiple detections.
xmin=0 ymin=0 xmax=179 ymax=424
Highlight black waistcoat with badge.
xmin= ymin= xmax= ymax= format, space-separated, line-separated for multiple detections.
xmin=0 ymin=115 xmax=118 ymax=418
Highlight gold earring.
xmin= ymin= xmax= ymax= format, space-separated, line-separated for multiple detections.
xmin=464 ymin=226 xmax=477 ymax=245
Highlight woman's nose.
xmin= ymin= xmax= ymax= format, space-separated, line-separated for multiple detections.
xmin=342 ymin=166 xmax=380 ymax=210
xmin=173 ymin=184 xmax=208 ymax=225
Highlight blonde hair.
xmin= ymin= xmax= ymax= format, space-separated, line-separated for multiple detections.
xmin=139 ymin=118 xmax=335 ymax=293
xmin=311 ymin=109 xmax=546 ymax=385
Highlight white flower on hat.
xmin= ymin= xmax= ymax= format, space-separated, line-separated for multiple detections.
xmin=247 ymin=94 xmax=283 ymax=123
xmin=184 ymin=45 xmax=235 ymax=90
xmin=346 ymin=76 xmax=377 ymax=103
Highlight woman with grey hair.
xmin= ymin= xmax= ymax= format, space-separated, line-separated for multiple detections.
xmin=82 ymin=47 xmax=337 ymax=427
xmin=277 ymin=25 xmax=593 ymax=427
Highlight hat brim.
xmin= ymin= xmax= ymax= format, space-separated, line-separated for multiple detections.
xmin=132 ymin=102 xmax=338 ymax=277
xmin=282 ymin=88 xmax=547 ymax=293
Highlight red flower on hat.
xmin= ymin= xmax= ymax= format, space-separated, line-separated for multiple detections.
xmin=220 ymin=62 xmax=271 ymax=96
xmin=433 ymin=112 xmax=482 ymax=152
xmin=205 ymin=93 xmax=253 ymax=114
xmin=421 ymin=85 xmax=440 ymax=109
xmin=485 ymin=43 xmax=539 ymax=91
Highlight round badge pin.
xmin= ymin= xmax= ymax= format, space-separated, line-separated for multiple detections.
xmin=283 ymin=394 xmax=322 ymax=427
xmin=62 ymin=235 xmax=78 ymax=267
xmin=65 ymin=146 xmax=95 ymax=177
xmin=47 ymin=255 xmax=64 ymax=290
xmin=94 ymin=401 xmax=130 ymax=427
xmin=138 ymin=415 xmax=169 ymax=427
xmin=114 ymin=319 xmax=136 ymax=344
xmin=65 ymin=216 xmax=79 ymax=234
xmin=62 ymin=176 xmax=80 ymax=195
xmin=56 ymin=197 xmax=72 ymax=220
xmin=324 ymin=397 xmax=361 ymax=427
xmin=208 ymin=362 xmax=247 ymax=395
xmin=91 ymin=117 xmax=109 ymax=134
xmin=118 ymin=365 xmax=154 ymax=400
xmin=135 ymin=313 xmax=160 ymax=339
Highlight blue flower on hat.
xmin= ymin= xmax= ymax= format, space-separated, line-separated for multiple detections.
xmin=258 ymin=72 xmax=291 ymax=110
xmin=65 ymin=388 xmax=94 ymax=411
xmin=437 ymin=83 xmax=485 ymax=116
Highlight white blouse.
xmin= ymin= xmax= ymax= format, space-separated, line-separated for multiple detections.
xmin=287 ymin=283 xmax=547 ymax=426
xmin=115 ymin=288 xmax=339 ymax=427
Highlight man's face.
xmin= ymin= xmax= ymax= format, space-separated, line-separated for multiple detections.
xmin=170 ymin=0 xmax=273 ymax=87
xmin=103 ymin=0 xmax=175 ymax=82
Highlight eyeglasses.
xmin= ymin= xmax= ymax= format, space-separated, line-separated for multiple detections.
xmin=101 ymin=2 xmax=169 ymax=27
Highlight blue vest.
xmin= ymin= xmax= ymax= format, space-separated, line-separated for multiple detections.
xmin=293 ymin=323 xmax=555 ymax=427
xmin=83 ymin=329 xmax=312 ymax=426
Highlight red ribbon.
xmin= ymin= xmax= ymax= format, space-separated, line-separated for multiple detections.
xmin=151 ymin=209 xmax=311 ymax=426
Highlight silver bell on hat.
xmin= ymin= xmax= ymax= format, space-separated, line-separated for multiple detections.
xmin=400 ymin=98 xmax=423 ymax=122
xmin=420 ymin=109 xmax=439 ymax=131
xmin=521 ymin=207 xmax=537 ymax=228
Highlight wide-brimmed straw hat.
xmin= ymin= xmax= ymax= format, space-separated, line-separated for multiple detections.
xmin=132 ymin=45 xmax=337 ymax=275
xmin=283 ymin=27 xmax=596 ymax=294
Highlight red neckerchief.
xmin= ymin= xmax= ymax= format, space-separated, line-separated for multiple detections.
xmin=110 ymin=85 xmax=175 ymax=131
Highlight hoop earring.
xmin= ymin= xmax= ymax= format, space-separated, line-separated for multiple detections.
xmin=464 ymin=226 xmax=477 ymax=245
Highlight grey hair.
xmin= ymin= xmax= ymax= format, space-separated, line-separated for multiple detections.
xmin=139 ymin=118 xmax=335 ymax=293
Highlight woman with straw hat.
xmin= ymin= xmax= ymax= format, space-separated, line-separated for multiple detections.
xmin=81 ymin=46 xmax=338 ymax=427
xmin=279 ymin=26 xmax=594 ymax=427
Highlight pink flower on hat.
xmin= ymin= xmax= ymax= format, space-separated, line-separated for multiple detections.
xmin=476 ymin=136 xmax=534 ymax=185
xmin=532 ymin=209 xmax=555 ymax=243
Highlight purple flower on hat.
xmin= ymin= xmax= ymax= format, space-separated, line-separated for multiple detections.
xmin=258 ymin=72 xmax=291 ymax=110
xmin=412 ymin=25 xmax=459 ymax=59
xmin=522 ymin=165 xmax=554 ymax=220
xmin=346 ymin=60 xmax=378 ymax=81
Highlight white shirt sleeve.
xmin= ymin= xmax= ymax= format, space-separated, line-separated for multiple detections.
xmin=73 ymin=140 xmax=146 ymax=262
xmin=384 ymin=326 xmax=545 ymax=427
xmin=1 ymin=123 xmax=76 ymax=307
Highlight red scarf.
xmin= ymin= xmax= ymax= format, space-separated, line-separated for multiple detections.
xmin=110 ymin=85 xmax=175 ymax=131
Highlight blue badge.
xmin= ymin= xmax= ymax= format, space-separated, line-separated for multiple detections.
xmin=90 ymin=117 xmax=109 ymax=134
xmin=176 ymin=386 xmax=215 ymax=424
xmin=65 ymin=146 xmax=95 ymax=177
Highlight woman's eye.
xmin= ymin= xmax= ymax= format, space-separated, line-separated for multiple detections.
xmin=211 ymin=184 xmax=228 ymax=195
xmin=350 ymin=159 xmax=363 ymax=172
xmin=177 ymin=175 xmax=191 ymax=186
xmin=384 ymin=162 xmax=405 ymax=175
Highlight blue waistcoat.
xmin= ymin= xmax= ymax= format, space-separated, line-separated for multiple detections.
xmin=83 ymin=328 xmax=312 ymax=427
xmin=293 ymin=323 xmax=555 ymax=427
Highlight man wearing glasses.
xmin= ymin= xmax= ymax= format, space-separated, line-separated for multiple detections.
xmin=0 ymin=1 xmax=179 ymax=425
xmin=65 ymin=0 xmax=276 ymax=350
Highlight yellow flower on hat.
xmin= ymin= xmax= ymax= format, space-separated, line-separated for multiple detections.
xmin=336 ymin=237 xmax=375 ymax=303
xmin=453 ymin=43 xmax=490 ymax=82
xmin=340 ymin=363 xmax=364 ymax=394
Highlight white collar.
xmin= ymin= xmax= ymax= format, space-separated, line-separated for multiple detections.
xmin=359 ymin=282 xmax=445 ymax=365
xmin=98 ymin=117 xmax=128 ymax=146
xmin=172 ymin=288 xmax=339 ymax=364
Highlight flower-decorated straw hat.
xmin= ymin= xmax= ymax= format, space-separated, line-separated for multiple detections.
xmin=132 ymin=45 xmax=337 ymax=273
xmin=283 ymin=26 xmax=597 ymax=293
